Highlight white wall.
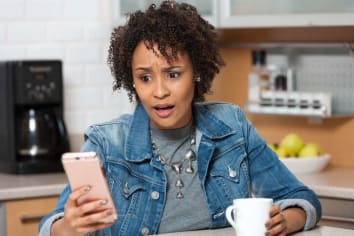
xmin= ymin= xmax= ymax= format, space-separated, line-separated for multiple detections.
xmin=0 ymin=0 xmax=134 ymax=150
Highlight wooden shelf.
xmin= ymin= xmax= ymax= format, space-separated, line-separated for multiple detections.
xmin=217 ymin=26 xmax=354 ymax=44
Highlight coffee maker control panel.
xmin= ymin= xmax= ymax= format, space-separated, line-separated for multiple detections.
xmin=14 ymin=61 xmax=63 ymax=105
xmin=25 ymin=80 xmax=57 ymax=102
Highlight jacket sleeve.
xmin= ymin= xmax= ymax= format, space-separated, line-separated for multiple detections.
xmin=235 ymin=106 xmax=322 ymax=230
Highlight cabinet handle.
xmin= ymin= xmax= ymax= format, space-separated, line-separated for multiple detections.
xmin=20 ymin=213 xmax=46 ymax=223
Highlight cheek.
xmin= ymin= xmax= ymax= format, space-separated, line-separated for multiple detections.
xmin=180 ymin=83 xmax=195 ymax=102
xmin=135 ymin=86 xmax=148 ymax=100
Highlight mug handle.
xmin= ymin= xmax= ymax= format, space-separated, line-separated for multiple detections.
xmin=225 ymin=205 xmax=237 ymax=229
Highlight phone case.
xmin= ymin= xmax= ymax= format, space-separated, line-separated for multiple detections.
xmin=61 ymin=152 xmax=117 ymax=223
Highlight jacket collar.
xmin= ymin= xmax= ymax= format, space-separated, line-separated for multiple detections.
xmin=125 ymin=103 xmax=235 ymax=162
xmin=193 ymin=103 xmax=235 ymax=139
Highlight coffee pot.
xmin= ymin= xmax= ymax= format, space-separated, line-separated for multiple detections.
xmin=0 ymin=60 xmax=70 ymax=174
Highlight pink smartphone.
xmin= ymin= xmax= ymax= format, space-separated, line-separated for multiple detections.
xmin=61 ymin=151 xmax=117 ymax=223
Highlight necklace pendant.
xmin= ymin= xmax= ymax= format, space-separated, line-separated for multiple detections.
xmin=185 ymin=149 xmax=196 ymax=161
xmin=171 ymin=162 xmax=182 ymax=174
xmin=185 ymin=166 xmax=194 ymax=174
xmin=191 ymin=136 xmax=196 ymax=145
xmin=158 ymin=155 xmax=167 ymax=165
xmin=176 ymin=179 xmax=184 ymax=187
xmin=176 ymin=191 xmax=184 ymax=199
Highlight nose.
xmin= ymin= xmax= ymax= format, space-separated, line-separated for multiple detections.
xmin=153 ymin=77 xmax=170 ymax=99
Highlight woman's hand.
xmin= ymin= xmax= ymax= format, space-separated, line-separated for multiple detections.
xmin=265 ymin=205 xmax=306 ymax=236
xmin=265 ymin=205 xmax=287 ymax=235
xmin=51 ymin=185 xmax=115 ymax=236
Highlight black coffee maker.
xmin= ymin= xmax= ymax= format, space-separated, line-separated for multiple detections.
xmin=0 ymin=60 xmax=70 ymax=174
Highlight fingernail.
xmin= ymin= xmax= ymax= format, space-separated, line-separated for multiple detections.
xmin=107 ymin=210 xmax=113 ymax=216
xmin=99 ymin=200 xmax=107 ymax=206
xmin=84 ymin=186 xmax=91 ymax=192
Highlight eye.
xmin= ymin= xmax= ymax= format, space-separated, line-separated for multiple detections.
xmin=139 ymin=75 xmax=152 ymax=82
xmin=168 ymin=72 xmax=180 ymax=79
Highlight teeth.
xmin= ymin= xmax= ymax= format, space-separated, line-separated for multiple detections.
xmin=156 ymin=106 xmax=171 ymax=110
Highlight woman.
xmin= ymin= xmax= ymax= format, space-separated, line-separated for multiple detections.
xmin=39 ymin=1 xmax=321 ymax=235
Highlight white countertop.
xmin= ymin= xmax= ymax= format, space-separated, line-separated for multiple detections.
xmin=296 ymin=166 xmax=354 ymax=199
xmin=0 ymin=172 xmax=67 ymax=201
xmin=0 ymin=166 xmax=353 ymax=201
xmin=157 ymin=226 xmax=353 ymax=235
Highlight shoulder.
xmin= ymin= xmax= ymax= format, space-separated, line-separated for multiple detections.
xmin=195 ymin=101 xmax=244 ymax=118
xmin=193 ymin=101 xmax=250 ymax=133
xmin=85 ymin=113 xmax=133 ymax=140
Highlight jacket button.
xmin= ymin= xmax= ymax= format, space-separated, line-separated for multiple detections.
xmin=228 ymin=167 xmax=237 ymax=177
xmin=141 ymin=227 xmax=149 ymax=235
xmin=151 ymin=191 xmax=160 ymax=200
xmin=123 ymin=182 xmax=129 ymax=194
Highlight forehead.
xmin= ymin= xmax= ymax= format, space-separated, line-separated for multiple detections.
xmin=133 ymin=41 xmax=189 ymax=64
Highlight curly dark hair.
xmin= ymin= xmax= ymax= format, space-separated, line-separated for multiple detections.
xmin=107 ymin=0 xmax=225 ymax=102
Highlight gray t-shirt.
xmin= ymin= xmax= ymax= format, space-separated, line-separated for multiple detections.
xmin=151 ymin=122 xmax=211 ymax=234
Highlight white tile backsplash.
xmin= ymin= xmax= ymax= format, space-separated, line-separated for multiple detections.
xmin=0 ymin=26 xmax=6 ymax=43
xmin=26 ymin=0 xmax=64 ymax=19
xmin=0 ymin=0 xmax=134 ymax=151
xmin=0 ymin=0 xmax=25 ymax=19
xmin=63 ymin=0 xmax=100 ymax=19
xmin=86 ymin=65 xmax=113 ymax=85
xmin=46 ymin=23 xmax=83 ymax=42
xmin=26 ymin=44 xmax=65 ymax=59
xmin=0 ymin=45 xmax=26 ymax=59
xmin=84 ymin=23 xmax=111 ymax=41
xmin=7 ymin=22 xmax=47 ymax=43
xmin=64 ymin=65 xmax=85 ymax=87
xmin=65 ymin=87 xmax=104 ymax=109
xmin=65 ymin=43 xmax=102 ymax=64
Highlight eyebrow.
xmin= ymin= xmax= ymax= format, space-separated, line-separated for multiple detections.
xmin=134 ymin=65 xmax=183 ymax=72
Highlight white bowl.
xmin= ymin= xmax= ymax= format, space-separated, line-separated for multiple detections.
xmin=279 ymin=153 xmax=331 ymax=174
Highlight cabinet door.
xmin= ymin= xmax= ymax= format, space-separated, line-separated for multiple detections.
xmin=5 ymin=197 xmax=57 ymax=236
xmin=318 ymin=196 xmax=354 ymax=230
xmin=219 ymin=0 xmax=354 ymax=28
xmin=112 ymin=0 xmax=218 ymax=26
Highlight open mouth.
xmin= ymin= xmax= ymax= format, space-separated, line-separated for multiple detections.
xmin=153 ymin=104 xmax=175 ymax=118
xmin=154 ymin=105 xmax=174 ymax=110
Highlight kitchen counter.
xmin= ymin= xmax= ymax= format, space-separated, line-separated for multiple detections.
xmin=0 ymin=172 xmax=67 ymax=201
xmin=0 ymin=166 xmax=353 ymax=201
xmin=296 ymin=166 xmax=354 ymax=200
xmin=157 ymin=225 xmax=353 ymax=235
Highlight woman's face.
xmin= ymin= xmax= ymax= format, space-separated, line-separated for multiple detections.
xmin=132 ymin=41 xmax=195 ymax=129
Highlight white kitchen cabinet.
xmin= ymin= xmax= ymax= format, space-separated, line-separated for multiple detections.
xmin=219 ymin=0 xmax=354 ymax=28
xmin=112 ymin=0 xmax=218 ymax=26
xmin=318 ymin=196 xmax=354 ymax=229
xmin=112 ymin=0 xmax=354 ymax=28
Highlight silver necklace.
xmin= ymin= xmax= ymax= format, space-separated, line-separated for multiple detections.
xmin=151 ymin=127 xmax=196 ymax=199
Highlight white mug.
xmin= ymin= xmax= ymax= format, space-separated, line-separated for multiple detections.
xmin=226 ymin=198 xmax=273 ymax=236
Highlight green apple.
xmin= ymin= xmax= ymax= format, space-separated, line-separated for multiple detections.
xmin=275 ymin=146 xmax=290 ymax=158
xmin=268 ymin=143 xmax=278 ymax=153
xmin=298 ymin=143 xmax=323 ymax=158
xmin=279 ymin=133 xmax=304 ymax=156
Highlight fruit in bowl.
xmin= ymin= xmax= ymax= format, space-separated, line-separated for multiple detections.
xmin=298 ymin=143 xmax=323 ymax=157
xmin=268 ymin=133 xmax=330 ymax=173
xmin=279 ymin=133 xmax=304 ymax=157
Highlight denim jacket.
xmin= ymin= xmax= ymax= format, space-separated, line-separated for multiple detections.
xmin=39 ymin=102 xmax=321 ymax=236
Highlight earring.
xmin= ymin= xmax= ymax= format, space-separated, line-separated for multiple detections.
xmin=132 ymin=83 xmax=136 ymax=88
xmin=195 ymin=77 xmax=201 ymax=82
